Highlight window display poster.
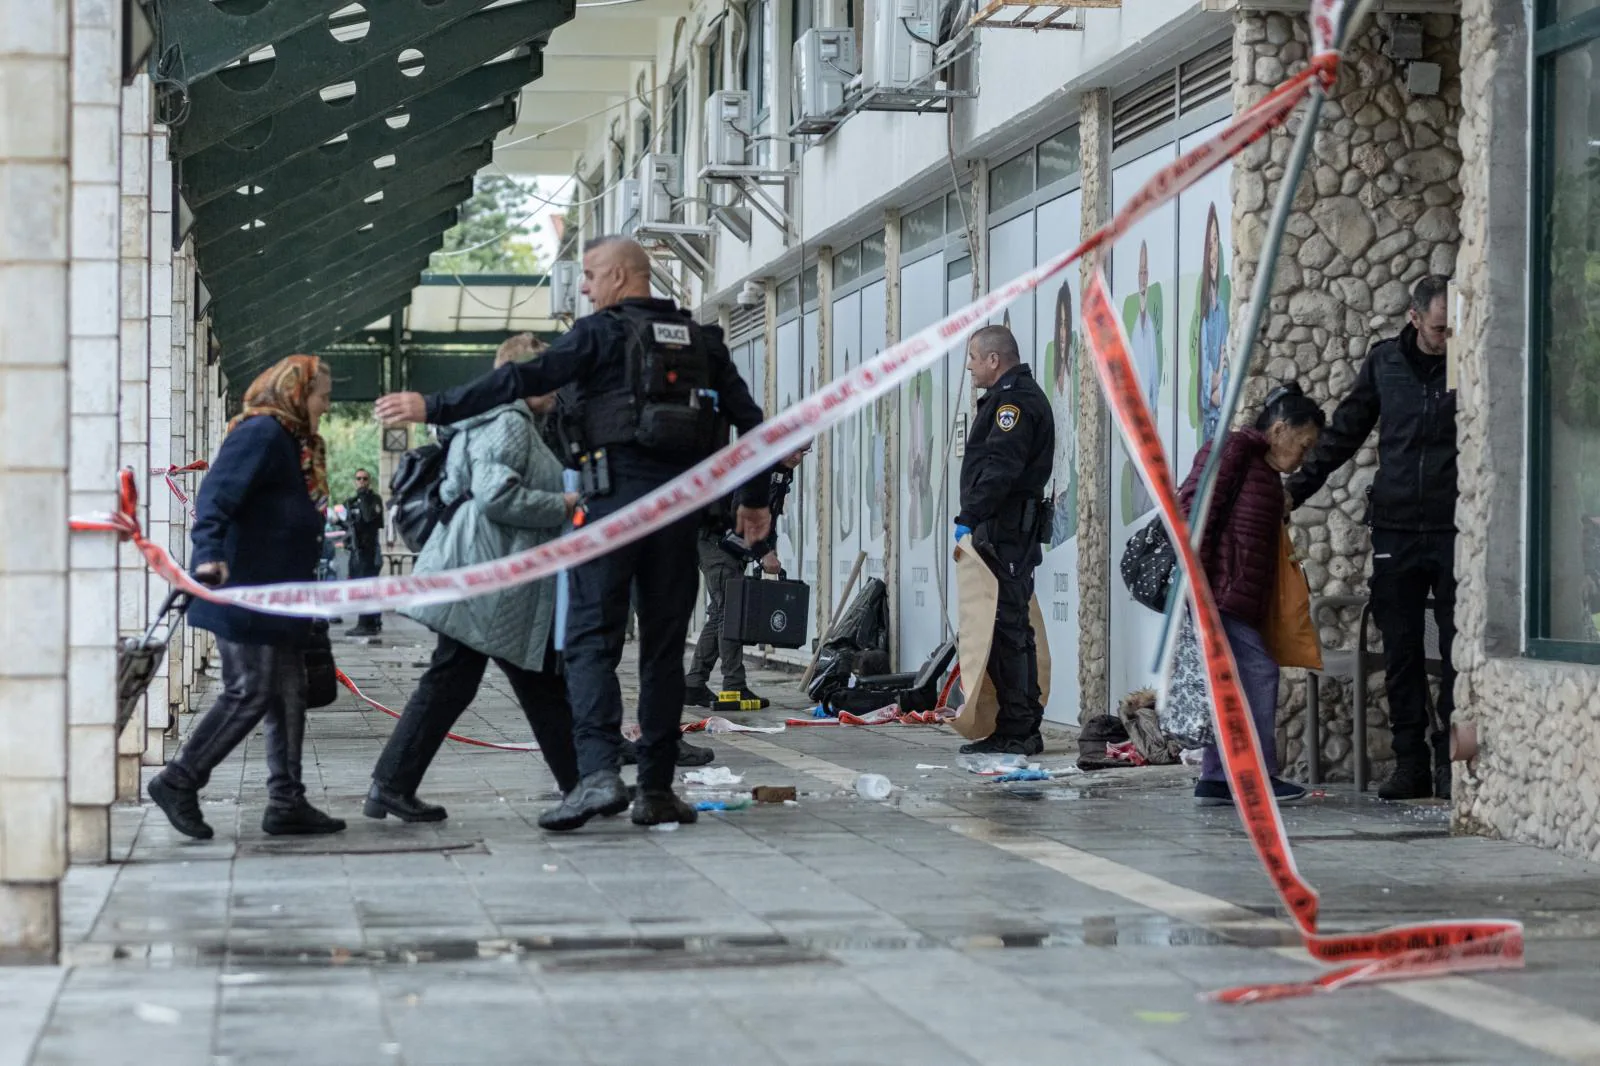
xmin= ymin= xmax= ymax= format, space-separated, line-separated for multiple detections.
xmin=898 ymin=253 xmax=949 ymax=669
xmin=798 ymin=310 xmax=820 ymax=586
xmin=1108 ymin=144 xmax=1181 ymax=711
xmin=1176 ymin=119 xmax=1233 ymax=477
xmin=1033 ymin=188 xmax=1084 ymax=724
xmin=830 ymin=291 xmax=863 ymax=575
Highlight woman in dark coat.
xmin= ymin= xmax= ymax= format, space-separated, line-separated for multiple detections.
xmin=147 ymin=355 xmax=345 ymax=840
xmin=1177 ymin=383 xmax=1325 ymax=807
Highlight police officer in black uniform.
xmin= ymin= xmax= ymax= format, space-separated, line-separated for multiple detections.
xmin=953 ymin=324 xmax=1054 ymax=756
xmin=375 ymin=237 xmax=772 ymax=831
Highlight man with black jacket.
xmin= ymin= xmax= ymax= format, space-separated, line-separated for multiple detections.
xmin=954 ymin=325 xmax=1054 ymax=756
xmin=1287 ymin=274 xmax=1457 ymax=801
xmin=685 ymin=444 xmax=808 ymax=710
xmin=343 ymin=469 xmax=385 ymax=637
xmin=375 ymin=237 xmax=772 ymax=831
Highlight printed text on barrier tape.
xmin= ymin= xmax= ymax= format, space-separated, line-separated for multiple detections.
xmin=154 ymin=462 xmax=208 ymax=518
xmin=69 ymin=56 xmax=1330 ymax=621
xmin=1079 ymin=271 xmax=1522 ymax=1004
xmin=335 ymin=669 xmax=541 ymax=753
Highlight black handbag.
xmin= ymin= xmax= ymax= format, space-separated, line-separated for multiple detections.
xmin=304 ymin=620 xmax=338 ymax=709
xmin=1120 ymin=517 xmax=1177 ymax=612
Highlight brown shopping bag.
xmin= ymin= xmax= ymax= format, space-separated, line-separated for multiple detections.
xmin=951 ymin=537 xmax=1051 ymax=740
xmin=1262 ymin=524 xmax=1322 ymax=670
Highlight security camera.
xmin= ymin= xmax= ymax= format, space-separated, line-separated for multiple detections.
xmin=735 ymin=280 xmax=764 ymax=307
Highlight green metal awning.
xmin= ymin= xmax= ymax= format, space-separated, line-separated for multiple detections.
xmin=150 ymin=0 xmax=576 ymax=388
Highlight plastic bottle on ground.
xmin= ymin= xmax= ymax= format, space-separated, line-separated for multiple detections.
xmin=855 ymin=773 xmax=892 ymax=800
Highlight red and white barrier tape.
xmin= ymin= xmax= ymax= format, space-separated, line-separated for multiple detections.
xmin=154 ymin=461 xmax=208 ymax=518
xmin=335 ymin=668 xmax=541 ymax=752
xmin=1079 ymin=270 xmax=1522 ymax=1003
xmin=68 ymin=51 xmax=1329 ymax=621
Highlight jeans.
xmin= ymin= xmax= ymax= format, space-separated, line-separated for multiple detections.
xmin=1199 ymin=614 xmax=1281 ymax=784
xmin=164 ymin=638 xmax=309 ymax=809
xmin=563 ymin=475 xmax=701 ymax=792
xmin=1369 ymin=529 xmax=1456 ymax=768
xmin=349 ymin=545 xmax=382 ymax=629
xmin=371 ymin=633 xmax=579 ymax=795
xmin=685 ymin=532 xmax=747 ymax=692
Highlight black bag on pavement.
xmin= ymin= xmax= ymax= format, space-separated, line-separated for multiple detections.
xmin=722 ymin=566 xmax=811 ymax=649
xmin=1120 ymin=517 xmax=1177 ymax=612
xmin=805 ymin=577 xmax=891 ymax=704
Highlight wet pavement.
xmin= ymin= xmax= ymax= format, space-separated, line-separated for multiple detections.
xmin=5 ymin=614 xmax=1600 ymax=1065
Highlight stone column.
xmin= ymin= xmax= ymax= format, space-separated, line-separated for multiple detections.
xmin=116 ymin=79 xmax=152 ymax=796
xmin=881 ymin=208 xmax=902 ymax=669
xmin=65 ymin=0 xmax=124 ymax=864
xmin=1231 ymin=9 xmax=1463 ymax=778
xmin=814 ymin=247 xmax=833 ymax=644
xmin=0 ymin=0 xmax=72 ymax=962
xmin=144 ymin=128 xmax=174 ymax=763
xmin=1075 ymin=88 xmax=1112 ymax=723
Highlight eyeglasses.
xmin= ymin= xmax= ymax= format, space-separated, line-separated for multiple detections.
xmin=355 ymin=476 xmax=368 ymax=482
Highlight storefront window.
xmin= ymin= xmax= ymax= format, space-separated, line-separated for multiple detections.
xmin=834 ymin=243 xmax=861 ymax=287
xmin=860 ymin=229 xmax=886 ymax=274
xmin=989 ymin=150 xmax=1034 ymax=213
xmin=1037 ymin=127 xmax=1081 ymax=187
xmin=900 ymin=197 xmax=945 ymax=253
xmin=1532 ymin=16 xmax=1600 ymax=657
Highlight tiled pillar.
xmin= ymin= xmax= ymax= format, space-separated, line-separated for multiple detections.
xmin=144 ymin=129 xmax=174 ymax=764
xmin=880 ymin=209 xmax=902 ymax=668
xmin=116 ymin=79 xmax=152 ymax=796
xmin=0 ymin=0 xmax=72 ymax=962
xmin=161 ymin=241 xmax=190 ymax=725
xmin=65 ymin=0 xmax=123 ymax=864
xmin=813 ymin=247 xmax=833 ymax=645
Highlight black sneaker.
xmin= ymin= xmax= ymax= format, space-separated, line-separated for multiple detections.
xmin=1021 ymin=732 xmax=1045 ymax=756
xmin=538 ymin=770 xmax=630 ymax=832
xmin=1271 ymin=777 xmax=1308 ymax=805
xmin=261 ymin=801 xmax=347 ymax=836
xmin=631 ymin=789 xmax=699 ymax=826
xmin=1378 ymin=762 xmax=1434 ymax=801
xmin=1194 ymin=779 xmax=1233 ymax=806
xmin=344 ymin=625 xmax=380 ymax=638
xmin=148 ymin=774 xmax=213 ymax=840
xmin=958 ymin=735 xmax=1030 ymax=756
xmin=684 ymin=684 xmax=715 ymax=708
xmin=736 ymin=688 xmax=771 ymax=709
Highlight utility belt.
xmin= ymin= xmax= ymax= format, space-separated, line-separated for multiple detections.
xmin=574 ymin=447 xmax=613 ymax=498
xmin=991 ymin=494 xmax=1054 ymax=547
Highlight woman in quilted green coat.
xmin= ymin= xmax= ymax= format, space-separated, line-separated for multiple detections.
xmin=364 ymin=336 xmax=581 ymax=823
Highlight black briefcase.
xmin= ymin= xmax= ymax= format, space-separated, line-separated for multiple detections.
xmin=721 ymin=567 xmax=811 ymax=649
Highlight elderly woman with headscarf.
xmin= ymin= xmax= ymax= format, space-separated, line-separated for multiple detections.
xmin=146 ymin=355 xmax=346 ymax=840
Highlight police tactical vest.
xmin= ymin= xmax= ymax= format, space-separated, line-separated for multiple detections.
xmin=582 ymin=305 xmax=721 ymax=458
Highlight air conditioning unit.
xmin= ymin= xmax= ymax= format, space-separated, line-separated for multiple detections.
xmin=636 ymin=153 xmax=682 ymax=226
xmin=550 ymin=259 xmax=580 ymax=317
xmin=704 ymin=90 xmax=751 ymax=168
xmin=793 ymin=28 xmax=857 ymax=130
xmin=611 ymin=176 xmax=640 ymax=235
xmin=865 ymin=0 xmax=936 ymax=90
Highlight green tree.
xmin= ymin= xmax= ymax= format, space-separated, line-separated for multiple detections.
xmin=321 ymin=402 xmax=383 ymax=506
xmin=429 ymin=174 xmax=545 ymax=275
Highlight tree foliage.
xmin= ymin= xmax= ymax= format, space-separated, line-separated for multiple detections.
xmin=429 ymin=174 xmax=545 ymax=275
xmin=322 ymin=402 xmax=383 ymax=506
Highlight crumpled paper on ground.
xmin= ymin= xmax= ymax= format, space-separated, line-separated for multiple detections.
xmin=951 ymin=537 xmax=1052 ymax=740
xmin=684 ymin=767 xmax=744 ymax=787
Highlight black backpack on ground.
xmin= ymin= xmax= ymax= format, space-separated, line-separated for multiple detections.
xmin=388 ymin=431 xmax=469 ymax=553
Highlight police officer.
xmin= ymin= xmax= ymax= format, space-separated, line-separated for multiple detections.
xmin=953 ymin=324 xmax=1054 ymax=756
xmin=342 ymin=468 xmax=386 ymax=637
xmin=1286 ymin=274 xmax=1457 ymax=801
xmin=684 ymin=442 xmax=808 ymax=710
xmin=374 ymin=237 xmax=772 ymax=831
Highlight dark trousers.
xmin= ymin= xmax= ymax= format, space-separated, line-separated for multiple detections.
xmin=988 ymin=560 xmax=1044 ymax=738
xmin=564 ymin=475 xmax=701 ymax=792
xmin=164 ymin=638 xmax=308 ymax=810
xmin=686 ymin=532 xmax=747 ymax=691
xmin=1369 ymin=529 xmax=1456 ymax=768
xmin=372 ymin=633 xmax=579 ymax=795
xmin=349 ymin=544 xmax=382 ymax=629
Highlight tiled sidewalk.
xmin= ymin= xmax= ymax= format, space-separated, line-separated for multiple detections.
xmin=5 ymin=615 xmax=1600 ymax=1065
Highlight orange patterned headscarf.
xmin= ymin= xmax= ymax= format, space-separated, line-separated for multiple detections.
xmin=229 ymin=354 xmax=330 ymax=505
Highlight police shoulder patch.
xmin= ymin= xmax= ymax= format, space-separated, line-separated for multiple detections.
xmin=996 ymin=404 xmax=1021 ymax=432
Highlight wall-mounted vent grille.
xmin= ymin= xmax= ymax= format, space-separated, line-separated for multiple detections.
xmin=1112 ymin=70 xmax=1177 ymax=149
xmin=1179 ymin=42 xmax=1232 ymax=115
xmin=728 ymin=303 xmax=766 ymax=347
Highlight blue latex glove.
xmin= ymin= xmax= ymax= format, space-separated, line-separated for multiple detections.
xmin=954 ymin=523 xmax=972 ymax=543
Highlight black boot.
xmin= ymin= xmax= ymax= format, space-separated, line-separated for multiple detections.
xmin=538 ymin=770 xmax=630 ymax=832
xmin=1377 ymin=761 xmax=1434 ymax=801
xmin=262 ymin=801 xmax=347 ymax=836
xmin=959 ymin=735 xmax=1030 ymax=756
xmin=632 ymin=789 xmax=699 ymax=826
xmin=148 ymin=774 xmax=213 ymax=840
xmin=1021 ymin=732 xmax=1045 ymax=756
xmin=677 ymin=738 xmax=715 ymax=766
xmin=1433 ymin=761 xmax=1453 ymax=802
xmin=684 ymin=684 xmax=715 ymax=708
xmin=736 ymin=688 xmax=771 ymax=709
xmin=363 ymin=783 xmax=447 ymax=823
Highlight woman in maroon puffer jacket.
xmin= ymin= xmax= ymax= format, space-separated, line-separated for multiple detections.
xmin=1178 ymin=383 xmax=1325 ymax=807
